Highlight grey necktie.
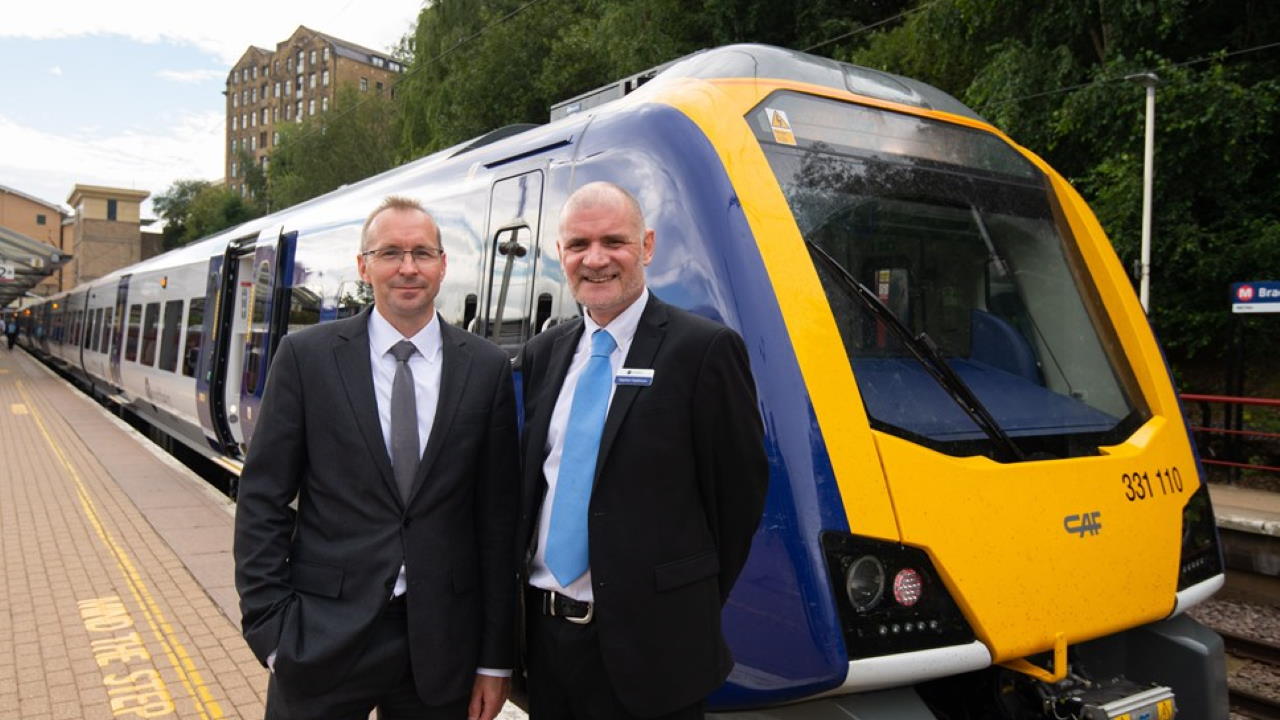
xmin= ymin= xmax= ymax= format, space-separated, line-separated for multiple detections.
xmin=389 ymin=340 xmax=419 ymax=503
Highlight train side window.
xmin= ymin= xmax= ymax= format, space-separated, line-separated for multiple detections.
xmin=91 ymin=308 xmax=104 ymax=352
xmin=71 ymin=311 xmax=80 ymax=346
xmin=336 ymin=281 xmax=371 ymax=319
xmin=82 ymin=309 xmax=95 ymax=350
xmin=182 ymin=298 xmax=205 ymax=378
xmin=140 ymin=302 xmax=160 ymax=366
xmin=289 ymin=286 xmax=321 ymax=332
xmin=101 ymin=308 xmax=113 ymax=353
xmin=158 ymin=299 xmax=183 ymax=372
xmin=125 ymin=305 xmax=141 ymax=361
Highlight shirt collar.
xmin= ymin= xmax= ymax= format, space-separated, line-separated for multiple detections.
xmin=583 ymin=287 xmax=648 ymax=349
xmin=367 ymin=305 xmax=442 ymax=362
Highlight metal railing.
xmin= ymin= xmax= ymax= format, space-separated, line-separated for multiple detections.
xmin=1180 ymin=393 xmax=1280 ymax=477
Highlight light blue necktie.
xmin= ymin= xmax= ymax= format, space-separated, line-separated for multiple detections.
xmin=545 ymin=329 xmax=616 ymax=586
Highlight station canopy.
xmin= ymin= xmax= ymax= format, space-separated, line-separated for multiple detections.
xmin=0 ymin=225 xmax=70 ymax=309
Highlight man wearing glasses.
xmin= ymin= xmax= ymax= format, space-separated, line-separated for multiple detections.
xmin=235 ymin=196 xmax=518 ymax=719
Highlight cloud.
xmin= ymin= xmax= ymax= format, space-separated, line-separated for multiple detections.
xmin=156 ymin=68 xmax=225 ymax=83
xmin=0 ymin=111 xmax=225 ymax=217
xmin=2 ymin=1 xmax=422 ymax=65
xmin=49 ymin=65 xmax=63 ymax=76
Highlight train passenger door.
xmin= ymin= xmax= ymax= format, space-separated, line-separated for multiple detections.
xmin=480 ymin=170 xmax=550 ymax=356
xmin=236 ymin=226 xmax=297 ymax=447
xmin=196 ymin=234 xmax=254 ymax=458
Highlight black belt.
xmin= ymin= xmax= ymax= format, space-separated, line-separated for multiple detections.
xmin=528 ymin=586 xmax=593 ymax=624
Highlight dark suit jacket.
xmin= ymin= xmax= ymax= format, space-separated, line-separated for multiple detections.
xmin=518 ymin=294 xmax=768 ymax=717
xmin=234 ymin=307 xmax=518 ymax=712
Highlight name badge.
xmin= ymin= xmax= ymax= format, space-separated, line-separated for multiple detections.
xmin=615 ymin=368 xmax=654 ymax=386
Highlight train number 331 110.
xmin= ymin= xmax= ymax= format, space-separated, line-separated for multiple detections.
xmin=1122 ymin=466 xmax=1185 ymax=502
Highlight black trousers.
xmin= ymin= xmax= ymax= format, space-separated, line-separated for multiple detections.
xmin=265 ymin=598 xmax=468 ymax=720
xmin=526 ymin=601 xmax=703 ymax=720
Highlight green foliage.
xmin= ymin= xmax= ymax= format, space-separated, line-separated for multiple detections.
xmin=184 ymin=185 xmax=260 ymax=244
xmin=152 ymin=179 xmax=212 ymax=250
xmin=153 ymin=179 xmax=261 ymax=249
xmin=267 ymin=86 xmax=399 ymax=209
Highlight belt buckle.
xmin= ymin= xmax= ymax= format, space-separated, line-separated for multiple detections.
xmin=548 ymin=590 xmax=593 ymax=624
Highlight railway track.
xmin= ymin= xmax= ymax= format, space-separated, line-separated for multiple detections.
xmin=1221 ymin=629 xmax=1280 ymax=720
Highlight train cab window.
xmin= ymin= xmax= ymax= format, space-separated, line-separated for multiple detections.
xmin=752 ymin=90 xmax=1148 ymax=459
xmin=182 ymin=298 xmax=205 ymax=378
xmin=125 ymin=306 xmax=141 ymax=361
xmin=158 ymin=300 xmax=183 ymax=372
xmin=140 ymin=303 xmax=160 ymax=366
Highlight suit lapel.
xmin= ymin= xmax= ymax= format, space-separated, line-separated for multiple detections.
xmin=332 ymin=308 xmax=398 ymax=500
xmin=408 ymin=318 xmax=471 ymax=505
xmin=594 ymin=295 xmax=667 ymax=481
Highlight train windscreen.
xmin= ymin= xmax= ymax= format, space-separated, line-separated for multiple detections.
xmin=750 ymin=91 xmax=1149 ymax=459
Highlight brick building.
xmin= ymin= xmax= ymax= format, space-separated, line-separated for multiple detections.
xmin=0 ymin=184 xmax=68 ymax=298
xmin=63 ymin=185 xmax=152 ymax=287
xmin=225 ymin=25 xmax=405 ymax=197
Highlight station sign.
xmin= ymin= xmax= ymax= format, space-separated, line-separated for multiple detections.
xmin=1231 ymin=281 xmax=1280 ymax=313
xmin=0 ymin=261 xmax=15 ymax=283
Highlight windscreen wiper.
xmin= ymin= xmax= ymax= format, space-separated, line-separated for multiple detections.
xmin=805 ymin=239 xmax=1025 ymax=462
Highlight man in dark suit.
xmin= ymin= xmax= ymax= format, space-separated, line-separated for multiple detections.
xmin=234 ymin=197 xmax=517 ymax=720
xmin=517 ymin=182 xmax=769 ymax=719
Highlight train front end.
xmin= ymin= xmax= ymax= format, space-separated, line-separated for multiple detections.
xmin=645 ymin=47 xmax=1226 ymax=719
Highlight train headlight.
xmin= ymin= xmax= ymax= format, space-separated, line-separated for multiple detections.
xmin=892 ymin=567 xmax=923 ymax=607
xmin=823 ymin=532 xmax=975 ymax=660
xmin=845 ymin=555 xmax=885 ymax=612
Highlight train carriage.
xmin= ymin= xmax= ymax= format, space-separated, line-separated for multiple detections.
xmin=22 ymin=44 xmax=1226 ymax=719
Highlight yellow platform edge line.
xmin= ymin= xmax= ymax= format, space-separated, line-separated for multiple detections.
xmin=16 ymin=380 xmax=225 ymax=720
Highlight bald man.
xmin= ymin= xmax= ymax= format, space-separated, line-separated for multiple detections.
xmin=516 ymin=182 xmax=769 ymax=719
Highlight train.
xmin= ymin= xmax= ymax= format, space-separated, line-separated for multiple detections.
xmin=15 ymin=44 xmax=1227 ymax=719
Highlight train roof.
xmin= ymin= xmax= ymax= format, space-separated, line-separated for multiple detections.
xmin=49 ymin=43 xmax=983 ymax=299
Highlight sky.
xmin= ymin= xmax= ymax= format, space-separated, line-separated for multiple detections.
xmin=1 ymin=1 xmax=425 ymax=219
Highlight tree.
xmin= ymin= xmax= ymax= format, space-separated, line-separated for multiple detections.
xmin=152 ymin=180 xmax=213 ymax=250
xmin=267 ymin=85 xmax=399 ymax=209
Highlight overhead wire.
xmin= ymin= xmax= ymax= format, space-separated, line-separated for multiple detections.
xmin=803 ymin=0 xmax=944 ymax=54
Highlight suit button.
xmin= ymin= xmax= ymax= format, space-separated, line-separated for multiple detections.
xmin=402 ymin=517 xmax=411 ymax=528
xmin=591 ymin=511 xmax=606 ymax=518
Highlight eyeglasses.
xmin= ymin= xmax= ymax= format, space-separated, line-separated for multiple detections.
xmin=361 ymin=247 xmax=445 ymax=265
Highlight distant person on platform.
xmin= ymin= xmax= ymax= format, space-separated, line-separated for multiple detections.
xmin=5 ymin=316 xmax=17 ymax=350
xmin=234 ymin=196 xmax=519 ymax=720
xmin=517 ymin=182 xmax=770 ymax=719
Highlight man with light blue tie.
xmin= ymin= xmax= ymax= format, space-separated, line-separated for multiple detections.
xmin=517 ymin=182 xmax=769 ymax=719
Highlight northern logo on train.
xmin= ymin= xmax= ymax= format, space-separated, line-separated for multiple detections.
xmin=1063 ymin=511 xmax=1102 ymax=537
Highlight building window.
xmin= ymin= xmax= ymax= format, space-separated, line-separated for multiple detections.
xmin=309 ymin=73 xmax=316 ymax=89
xmin=360 ymin=77 xmax=368 ymax=92
xmin=309 ymin=50 xmax=316 ymax=66
xmin=252 ymin=65 xmax=258 ymax=80
xmin=308 ymin=99 xmax=315 ymax=116
xmin=296 ymin=75 xmax=303 ymax=97
xmin=231 ymin=161 xmax=238 ymax=176
xmin=260 ymin=131 xmax=267 ymax=148
xmin=261 ymin=108 xmax=268 ymax=123
xmin=296 ymin=101 xmax=303 ymax=122
xmin=36 ymin=214 xmax=46 ymax=225
xmin=232 ymin=116 xmax=238 ymax=131
xmin=322 ymin=96 xmax=329 ymax=112
xmin=107 ymin=199 xmax=117 ymax=221
xmin=285 ymin=104 xmax=291 ymax=120
xmin=249 ymin=136 xmax=256 ymax=151
xmin=261 ymin=155 xmax=268 ymax=169
xmin=231 ymin=139 xmax=237 ymax=153
xmin=322 ymin=69 xmax=329 ymax=87
xmin=273 ymin=131 xmax=280 ymax=145
xmin=274 ymin=82 xmax=280 ymax=98
xmin=296 ymin=51 xmax=303 ymax=68
xmin=287 ymin=56 xmax=293 ymax=72
xmin=250 ymin=112 xmax=256 ymax=127
xmin=285 ymin=80 xmax=291 ymax=97
xmin=372 ymin=56 xmax=385 ymax=69
xmin=323 ymin=47 xmax=330 ymax=62
xmin=376 ymin=81 xmax=383 ymax=95
xmin=232 ymin=93 xmax=238 ymax=108
xmin=251 ymin=87 xmax=257 ymax=103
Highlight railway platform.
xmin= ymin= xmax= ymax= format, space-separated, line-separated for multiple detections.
xmin=1209 ymin=482 xmax=1280 ymax=537
xmin=0 ymin=346 xmax=265 ymax=719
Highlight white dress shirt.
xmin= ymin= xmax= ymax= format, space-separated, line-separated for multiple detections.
xmin=529 ymin=288 xmax=649 ymax=602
